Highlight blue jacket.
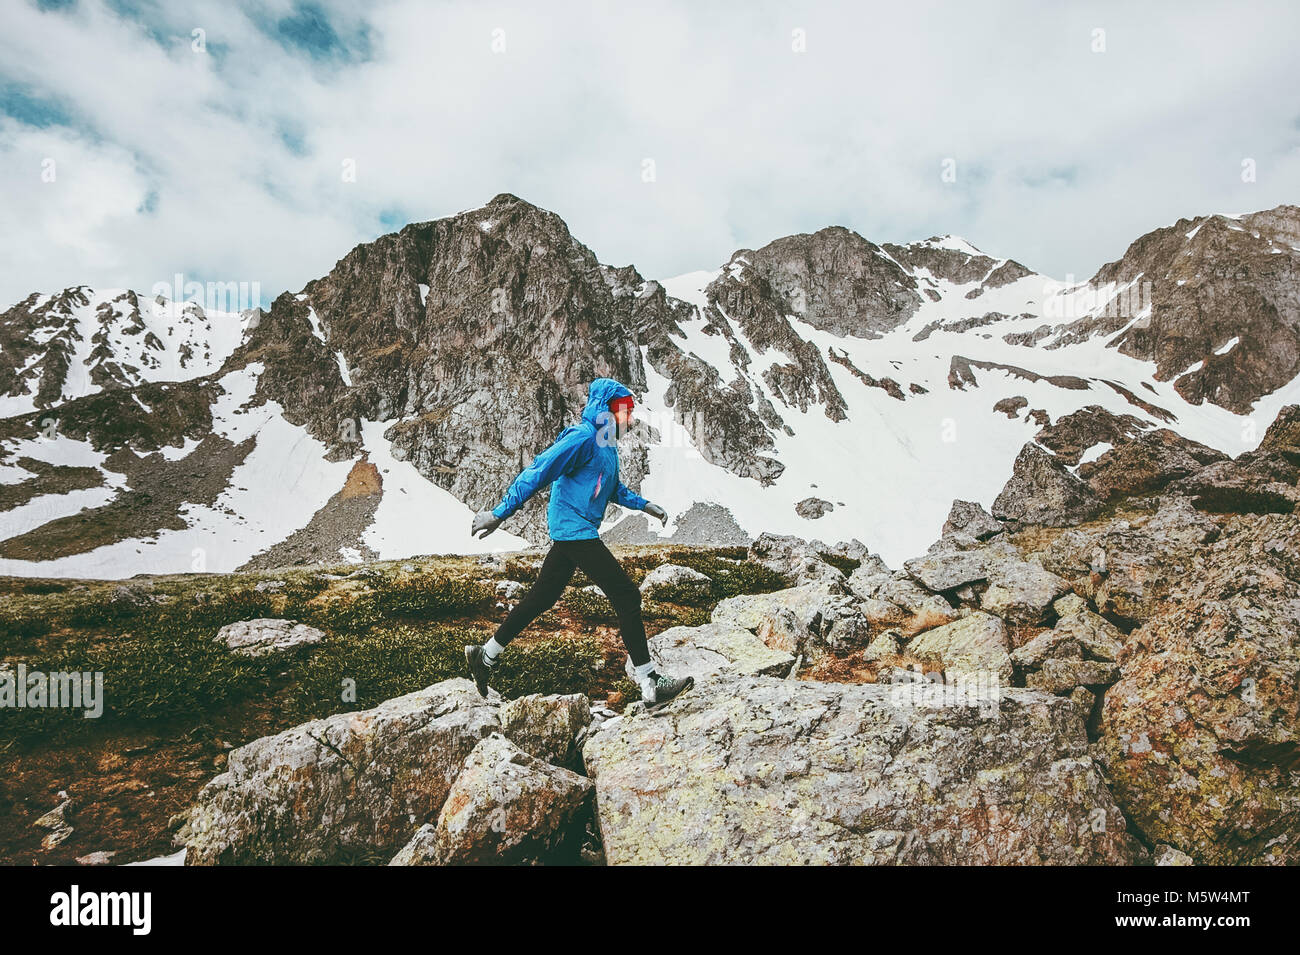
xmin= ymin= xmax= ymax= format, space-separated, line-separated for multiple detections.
xmin=492 ymin=377 xmax=649 ymax=541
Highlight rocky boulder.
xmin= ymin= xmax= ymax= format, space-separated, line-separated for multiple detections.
xmin=1011 ymin=605 xmax=1123 ymax=675
xmin=388 ymin=734 xmax=592 ymax=866
xmin=846 ymin=566 xmax=957 ymax=635
xmin=978 ymin=560 xmax=1071 ymax=625
xmin=1098 ymin=510 xmax=1300 ymax=864
xmin=711 ymin=579 xmax=841 ymax=631
xmin=795 ymin=496 xmax=834 ymax=519
xmin=498 ymin=693 xmax=591 ymax=768
xmin=1078 ymin=428 xmax=1226 ymax=502
xmin=1028 ymin=496 xmax=1221 ymax=625
xmin=1051 ymin=608 xmax=1124 ymax=661
xmin=808 ymin=537 xmax=871 ymax=563
xmin=638 ymin=563 xmax=713 ymax=603
xmin=992 ymin=443 xmax=1105 ymax=526
xmin=628 ymin=622 xmax=795 ymax=681
xmin=1170 ymin=451 xmax=1300 ymax=515
xmin=213 ymin=618 xmax=324 ymax=658
xmin=711 ymin=580 xmax=872 ymax=658
xmin=1026 ymin=659 xmax=1120 ymax=694
xmin=941 ymin=500 xmax=1004 ymax=540
xmin=903 ymin=534 xmax=1004 ymax=592
xmin=1033 ymin=405 xmax=1152 ymax=466
xmin=903 ymin=534 xmax=1070 ymax=625
xmin=906 ymin=611 xmax=1013 ymax=685
xmin=582 ymin=674 xmax=1146 ymax=864
xmin=179 ymin=679 xmax=499 ymax=864
xmin=747 ymin=532 xmax=846 ymax=586
xmin=1162 ymin=407 xmax=1300 ymax=516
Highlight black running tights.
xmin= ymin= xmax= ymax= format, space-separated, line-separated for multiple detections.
xmin=492 ymin=537 xmax=650 ymax=666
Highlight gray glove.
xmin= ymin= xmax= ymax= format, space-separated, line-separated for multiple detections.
xmin=644 ymin=502 xmax=668 ymax=525
xmin=472 ymin=510 xmax=503 ymax=539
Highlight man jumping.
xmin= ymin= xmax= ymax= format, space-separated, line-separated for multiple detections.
xmin=465 ymin=376 xmax=694 ymax=710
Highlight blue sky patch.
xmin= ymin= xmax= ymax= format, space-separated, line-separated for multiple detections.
xmin=0 ymin=81 xmax=76 ymax=128
xmin=269 ymin=2 xmax=373 ymax=63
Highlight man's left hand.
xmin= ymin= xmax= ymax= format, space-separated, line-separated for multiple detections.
xmin=644 ymin=502 xmax=668 ymax=525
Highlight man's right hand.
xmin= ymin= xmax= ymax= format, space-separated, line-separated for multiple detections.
xmin=472 ymin=510 xmax=503 ymax=539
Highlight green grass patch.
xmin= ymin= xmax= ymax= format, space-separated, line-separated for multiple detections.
xmin=285 ymin=624 xmax=604 ymax=720
xmin=650 ymin=604 xmax=710 ymax=627
xmin=2 ymin=624 xmax=275 ymax=745
xmin=560 ymin=588 xmax=620 ymax=622
xmin=0 ymin=606 xmax=53 ymax=643
xmin=300 ymin=574 xmax=493 ymax=634
xmin=816 ymin=551 xmax=862 ymax=575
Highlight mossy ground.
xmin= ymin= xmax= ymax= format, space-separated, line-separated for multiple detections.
xmin=0 ymin=543 xmax=787 ymax=865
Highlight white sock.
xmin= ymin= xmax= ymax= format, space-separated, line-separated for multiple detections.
xmin=633 ymin=660 xmax=656 ymax=681
xmin=483 ymin=637 xmax=505 ymax=665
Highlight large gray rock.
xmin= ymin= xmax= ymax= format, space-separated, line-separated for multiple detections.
xmin=747 ymin=532 xmax=846 ymax=586
xmin=711 ymin=580 xmax=871 ymax=657
xmin=711 ymin=580 xmax=842 ymax=632
xmin=876 ymin=575 xmax=958 ymax=624
xmin=903 ymin=534 xmax=1000 ymax=592
xmin=754 ymin=607 xmax=811 ymax=660
xmin=856 ymin=596 xmax=912 ymax=630
xmin=992 ymin=442 xmax=1105 ymax=526
xmin=1161 ymin=410 xmax=1300 ymax=516
xmin=1079 ymin=428 xmax=1227 ymax=502
xmin=583 ymin=675 xmax=1146 ymax=865
xmin=1051 ymin=609 xmax=1124 ymax=661
xmin=1026 ymin=658 xmax=1120 ymax=694
xmin=213 ymin=618 xmax=324 ymax=658
xmin=942 ymin=500 xmax=1004 ymax=540
xmin=389 ymin=734 xmax=592 ymax=866
xmin=795 ymin=496 xmax=834 ymax=519
xmin=907 ymin=611 xmax=1013 ymax=685
xmin=498 ymin=693 xmax=591 ymax=767
xmin=808 ymin=538 xmax=872 ymax=563
xmin=1010 ymin=629 xmax=1085 ymax=670
xmin=638 ymin=563 xmax=713 ymax=602
xmin=979 ymin=561 xmax=1071 ymax=624
xmin=1031 ymin=496 xmax=1221 ymax=625
xmin=863 ymin=629 xmax=903 ymax=661
xmin=904 ymin=536 xmax=1070 ymax=624
xmin=1099 ymin=507 xmax=1300 ymax=864
xmin=179 ymin=679 xmax=498 ymax=864
xmin=628 ymin=622 xmax=795 ymax=681
xmin=847 ymin=568 xmax=957 ymax=633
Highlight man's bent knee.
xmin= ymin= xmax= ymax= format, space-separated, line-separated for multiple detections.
xmin=610 ymin=581 xmax=641 ymax=612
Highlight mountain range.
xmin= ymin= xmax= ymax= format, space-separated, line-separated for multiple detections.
xmin=2 ymin=194 xmax=1298 ymax=578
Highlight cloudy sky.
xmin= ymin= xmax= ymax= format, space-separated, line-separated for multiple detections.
xmin=1 ymin=0 xmax=1297 ymax=308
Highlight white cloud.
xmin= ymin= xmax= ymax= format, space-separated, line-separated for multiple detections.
xmin=0 ymin=0 xmax=1297 ymax=309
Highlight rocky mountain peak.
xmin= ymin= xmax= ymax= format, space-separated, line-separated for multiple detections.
xmin=707 ymin=225 xmax=921 ymax=339
xmin=1064 ymin=203 xmax=1300 ymax=413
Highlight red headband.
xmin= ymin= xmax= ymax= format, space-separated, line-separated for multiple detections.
xmin=609 ymin=395 xmax=634 ymax=414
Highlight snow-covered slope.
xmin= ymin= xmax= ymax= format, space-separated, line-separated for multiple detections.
xmin=628 ymin=255 xmax=1283 ymax=565
xmin=0 ymin=287 xmax=250 ymax=419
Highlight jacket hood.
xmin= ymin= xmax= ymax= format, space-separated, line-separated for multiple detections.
xmin=580 ymin=377 xmax=633 ymax=427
